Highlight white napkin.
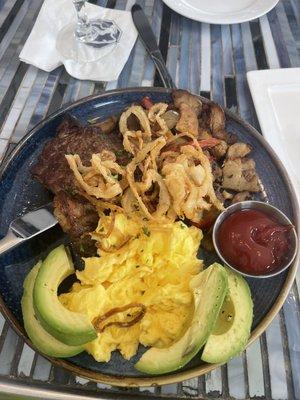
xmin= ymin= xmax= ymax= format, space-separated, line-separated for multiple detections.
xmin=19 ymin=0 xmax=137 ymax=81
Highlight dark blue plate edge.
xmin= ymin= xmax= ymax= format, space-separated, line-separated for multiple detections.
xmin=0 ymin=87 xmax=298 ymax=387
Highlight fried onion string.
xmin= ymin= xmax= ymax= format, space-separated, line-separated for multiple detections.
xmin=92 ymin=303 xmax=146 ymax=333
xmin=65 ymin=103 xmax=224 ymax=224
xmin=96 ymin=237 xmax=131 ymax=253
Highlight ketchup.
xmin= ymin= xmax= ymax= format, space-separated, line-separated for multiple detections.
xmin=217 ymin=209 xmax=293 ymax=275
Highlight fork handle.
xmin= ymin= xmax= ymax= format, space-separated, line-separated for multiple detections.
xmin=0 ymin=229 xmax=24 ymax=255
xmin=150 ymin=49 xmax=176 ymax=89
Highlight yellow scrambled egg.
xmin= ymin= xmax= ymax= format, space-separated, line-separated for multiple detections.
xmin=60 ymin=214 xmax=203 ymax=362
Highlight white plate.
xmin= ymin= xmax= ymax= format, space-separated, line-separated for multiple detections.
xmin=247 ymin=68 xmax=300 ymax=201
xmin=162 ymin=0 xmax=279 ymax=24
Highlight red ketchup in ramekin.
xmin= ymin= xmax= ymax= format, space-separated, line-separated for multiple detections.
xmin=217 ymin=209 xmax=294 ymax=275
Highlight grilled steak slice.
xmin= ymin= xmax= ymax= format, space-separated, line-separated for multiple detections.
xmin=32 ymin=115 xmax=129 ymax=195
xmin=31 ymin=115 xmax=130 ymax=256
xmin=53 ymin=192 xmax=98 ymax=257
xmin=53 ymin=192 xmax=98 ymax=238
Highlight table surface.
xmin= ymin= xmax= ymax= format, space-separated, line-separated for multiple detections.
xmin=0 ymin=0 xmax=299 ymax=399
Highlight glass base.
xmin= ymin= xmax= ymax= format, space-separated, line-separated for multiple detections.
xmin=75 ymin=23 xmax=100 ymax=43
xmin=56 ymin=21 xmax=119 ymax=63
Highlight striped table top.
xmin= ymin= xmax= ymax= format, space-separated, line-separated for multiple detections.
xmin=0 ymin=0 xmax=299 ymax=399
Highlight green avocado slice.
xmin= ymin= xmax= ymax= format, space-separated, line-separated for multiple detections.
xmin=135 ymin=263 xmax=228 ymax=375
xmin=22 ymin=262 xmax=84 ymax=358
xmin=201 ymin=268 xmax=253 ymax=364
xmin=33 ymin=245 xmax=97 ymax=346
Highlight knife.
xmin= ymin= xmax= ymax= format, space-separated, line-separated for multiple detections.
xmin=131 ymin=4 xmax=176 ymax=89
xmin=0 ymin=203 xmax=57 ymax=255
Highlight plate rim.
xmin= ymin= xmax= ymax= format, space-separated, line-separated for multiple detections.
xmin=0 ymin=86 xmax=298 ymax=387
xmin=161 ymin=0 xmax=279 ymax=24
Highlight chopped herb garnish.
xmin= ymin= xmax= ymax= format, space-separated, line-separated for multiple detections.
xmin=65 ymin=187 xmax=77 ymax=196
xmin=111 ymin=173 xmax=119 ymax=180
xmin=99 ymin=227 xmax=104 ymax=232
xmin=180 ymin=222 xmax=186 ymax=229
xmin=116 ymin=149 xmax=127 ymax=157
xmin=142 ymin=227 xmax=151 ymax=237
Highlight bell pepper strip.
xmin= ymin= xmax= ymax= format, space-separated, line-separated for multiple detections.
xmin=197 ymin=138 xmax=220 ymax=148
xmin=141 ymin=96 xmax=154 ymax=110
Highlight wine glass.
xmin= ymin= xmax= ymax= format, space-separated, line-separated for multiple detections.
xmin=56 ymin=0 xmax=121 ymax=63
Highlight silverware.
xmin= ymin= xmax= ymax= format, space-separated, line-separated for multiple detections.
xmin=0 ymin=203 xmax=57 ymax=255
xmin=131 ymin=4 xmax=175 ymax=89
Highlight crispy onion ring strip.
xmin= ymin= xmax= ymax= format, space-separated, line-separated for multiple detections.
xmin=129 ymin=137 xmax=167 ymax=166
xmin=66 ymin=154 xmax=124 ymax=200
xmin=152 ymin=172 xmax=172 ymax=219
xmin=126 ymin=170 xmax=153 ymax=220
xmin=81 ymin=193 xmax=124 ymax=214
xmin=150 ymin=138 xmax=166 ymax=171
xmin=165 ymin=132 xmax=196 ymax=145
xmin=180 ymin=145 xmax=223 ymax=210
xmin=119 ymin=106 xmax=153 ymax=155
xmin=126 ymin=138 xmax=167 ymax=220
xmin=96 ymin=237 xmax=131 ymax=253
xmin=119 ymin=105 xmax=151 ymax=136
xmin=123 ymin=130 xmax=144 ymax=155
xmin=121 ymin=188 xmax=139 ymax=214
xmin=148 ymin=103 xmax=169 ymax=136
xmin=92 ymin=303 xmax=146 ymax=333
xmin=92 ymin=213 xmax=116 ymax=239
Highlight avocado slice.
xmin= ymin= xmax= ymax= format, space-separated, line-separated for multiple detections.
xmin=33 ymin=245 xmax=97 ymax=346
xmin=201 ymin=268 xmax=253 ymax=364
xmin=135 ymin=263 xmax=228 ymax=375
xmin=22 ymin=262 xmax=84 ymax=357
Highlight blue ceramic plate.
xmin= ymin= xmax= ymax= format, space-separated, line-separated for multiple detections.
xmin=0 ymin=88 xmax=298 ymax=386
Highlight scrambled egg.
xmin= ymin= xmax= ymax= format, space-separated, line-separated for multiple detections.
xmin=60 ymin=214 xmax=203 ymax=362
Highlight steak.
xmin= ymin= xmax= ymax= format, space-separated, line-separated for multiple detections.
xmin=32 ymin=115 xmax=130 ymax=256
xmin=53 ymin=192 xmax=99 ymax=257
xmin=32 ymin=115 xmax=129 ymax=194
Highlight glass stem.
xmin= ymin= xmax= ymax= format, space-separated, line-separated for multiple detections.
xmin=73 ymin=0 xmax=91 ymax=39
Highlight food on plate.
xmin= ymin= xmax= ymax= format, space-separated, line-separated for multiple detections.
xmin=226 ymin=142 xmax=252 ymax=159
xmin=21 ymin=262 xmax=84 ymax=358
xmin=60 ymin=215 xmax=203 ymax=362
xmin=222 ymin=158 xmax=259 ymax=192
xmin=23 ymin=90 xmax=257 ymax=373
xmin=31 ymin=90 xmax=261 ymax=256
xmin=173 ymin=90 xmax=202 ymax=135
xmin=33 ymin=245 xmax=97 ymax=345
xmin=217 ymin=209 xmax=294 ymax=275
xmin=135 ymin=263 xmax=228 ymax=374
xmin=201 ymin=268 xmax=253 ymax=364
xmin=22 ymin=240 xmax=253 ymax=370
xmin=231 ymin=191 xmax=252 ymax=203
xmin=31 ymin=115 xmax=129 ymax=257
